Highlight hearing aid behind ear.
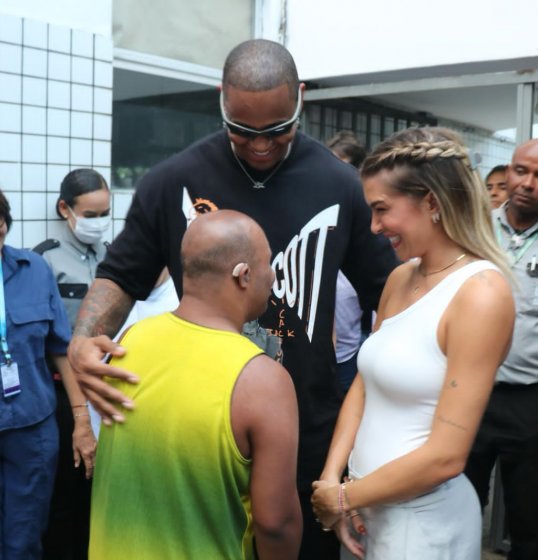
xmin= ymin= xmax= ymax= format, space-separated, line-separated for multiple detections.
xmin=232 ymin=263 xmax=247 ymax=277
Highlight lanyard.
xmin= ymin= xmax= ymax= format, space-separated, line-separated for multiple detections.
xmin=0 ymin=257 xmax=12 ymax=364
xmin=496 ymin=222 xmax=538 ymax=266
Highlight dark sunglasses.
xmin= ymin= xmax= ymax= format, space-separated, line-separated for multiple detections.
xmin=220 ymin=88 xmax=302 ymax=139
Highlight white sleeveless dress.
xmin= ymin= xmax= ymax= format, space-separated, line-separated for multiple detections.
xmin=342 ymin=260 xmax=499 ymax=560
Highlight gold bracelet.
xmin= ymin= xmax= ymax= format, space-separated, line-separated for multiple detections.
xmin=72 ymin=404 xmax=88 ymax=409
xmin=74 ymin=412 xmax=90 ymax=418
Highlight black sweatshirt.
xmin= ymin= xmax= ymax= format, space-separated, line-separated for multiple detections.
xmin=98 ymin=130 xmax=398 ymax=489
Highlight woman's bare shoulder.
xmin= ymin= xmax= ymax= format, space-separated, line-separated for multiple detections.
xmin=384 ymin=260 xmax=418 ymax=291
xmin=457 ymin=266 xmax=512 ymax=305
xmin=449 ymin=266 xmax=514 ymax=328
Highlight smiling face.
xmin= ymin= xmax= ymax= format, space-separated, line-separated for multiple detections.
xmin=222 ymin=83 xmax=302 ymax=171
xmin=363 ymin=169 xmax=432 ymax=261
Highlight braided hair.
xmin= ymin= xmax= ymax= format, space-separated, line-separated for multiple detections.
xmin=361 ymin=127 xmax=510 ymax=278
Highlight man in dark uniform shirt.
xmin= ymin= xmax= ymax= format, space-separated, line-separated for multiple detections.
xmin=68 ymin=39 xmax=397 ymax=560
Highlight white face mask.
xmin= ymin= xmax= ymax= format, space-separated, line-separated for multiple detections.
xmin=68 ymin=206 xmax=111 ymax=245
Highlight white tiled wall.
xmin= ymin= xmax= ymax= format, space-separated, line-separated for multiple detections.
xmin=0 ymin=15 xmax=114 ymax=248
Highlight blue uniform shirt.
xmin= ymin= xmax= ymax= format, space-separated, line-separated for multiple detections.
xmin=0 ymin=245 xmax=71 ymax=430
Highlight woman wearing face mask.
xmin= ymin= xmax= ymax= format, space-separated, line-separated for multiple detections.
xmin=36 ymin=168 xmax=111 ymax=560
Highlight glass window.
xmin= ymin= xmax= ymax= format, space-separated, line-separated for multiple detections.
xmin=340 ymin=110 xmax=353 ymax=129
xmin=398 ymin=118 xmax=408 ymax=131
xmin=384 ymin=117 xmax=395 ymax=138
xmin=370 ymin=114 xmax=381 ymax=146
xmin=309 ymin=122 xmax=321 ymax=138
xmin=323 ymin=107 xmax=338 ymax=140
xmin=112 ymin=89 xmax=221 ymax=188
xmin=356 ymin=113 xmax=367 ymax=137
xmin=532 ymin=82 xmax=538 ymax=138
xmin=303 ymin=101 xmax=435 ymax=150
xmin=308 ymin=105 xmax=321 ymax=123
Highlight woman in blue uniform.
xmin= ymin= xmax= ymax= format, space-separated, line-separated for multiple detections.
xmin=0 ymin=189 xmax=91 ymax=559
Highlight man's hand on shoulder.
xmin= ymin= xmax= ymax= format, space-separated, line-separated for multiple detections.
xmin=68 ymin=334 xmax=138 ymax=426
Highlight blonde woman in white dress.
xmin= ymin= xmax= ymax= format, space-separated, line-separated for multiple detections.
xmin=312 ymin=127 xmax=515 ymax=560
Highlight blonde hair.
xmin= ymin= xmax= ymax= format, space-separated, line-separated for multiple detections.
xmin=361 ymin=127 xmax=511 ymax=278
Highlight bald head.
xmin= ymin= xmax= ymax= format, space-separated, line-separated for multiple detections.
xmin=512 ymin=139 xmax=538 ymax=162
xmin=181 ymin=210 xmax=267 ymax=281
xmin=222 ymin=39 xmax=299 ymax=99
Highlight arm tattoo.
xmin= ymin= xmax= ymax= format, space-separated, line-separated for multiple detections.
xmin=449 ymin=380 xmax=458 ymax=388
xmin=73 ymin=280 xmax=134 ymax=338
xmin=437 ymin=414 xmax=468 ymax=432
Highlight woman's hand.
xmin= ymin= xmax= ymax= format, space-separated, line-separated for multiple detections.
xmin=311 ymin=479 xmax=341 ymax=530
xmin=72 ymin=415 xmax=97 ymax=479
xmin=333 ymin=514 xmax=367 ymax=560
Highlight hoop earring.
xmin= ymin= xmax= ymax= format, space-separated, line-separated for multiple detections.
xmin=431 ymin=212 xmax=440 ymax=224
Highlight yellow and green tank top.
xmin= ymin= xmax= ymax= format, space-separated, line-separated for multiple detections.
xmin=89 ymin=313 xmax=263 ymax=560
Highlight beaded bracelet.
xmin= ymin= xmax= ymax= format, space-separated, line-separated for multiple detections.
xmin=74 ymin=412 xmax=90 ymax=418
xmin=338 ymin=483 xmax=345 ymax=514
xmin=338 ymin=482 xmax=351 ymax=514
xmin=72 ymin=404 xmax=88 ymax=409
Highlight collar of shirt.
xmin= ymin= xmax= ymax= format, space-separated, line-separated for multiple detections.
xmin=59 ymin=223 xmax=99 ymax=256
xmin=495 ymin=204 xmax=538 ymax=239
xmin=2 ymin=245 xmax=30 ymax=284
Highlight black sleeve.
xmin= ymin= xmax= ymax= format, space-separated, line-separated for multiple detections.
xmin=341 ymin=179 xmax=399 ymax=312
xmin=97 ymin=171 xmax=167 ymax=301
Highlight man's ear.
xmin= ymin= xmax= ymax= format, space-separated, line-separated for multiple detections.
xmin=232 ymin=263 xmax=250 ymax=286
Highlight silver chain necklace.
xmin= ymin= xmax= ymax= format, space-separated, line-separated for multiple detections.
xmin=231 ymin=144 xmax=291 ymax=189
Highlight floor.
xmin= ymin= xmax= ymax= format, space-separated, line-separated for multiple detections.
xmin=482 ymin=548 xmax=506 ymax=560
xmin=481 ymin=497 xmax=507 ymax=560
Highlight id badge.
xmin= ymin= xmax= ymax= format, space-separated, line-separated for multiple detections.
xmin=1 ymin=361 xmax=21 ymax=397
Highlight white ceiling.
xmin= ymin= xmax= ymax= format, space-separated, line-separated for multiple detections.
xmin=372 ymin=84 xmax=519 ymax=133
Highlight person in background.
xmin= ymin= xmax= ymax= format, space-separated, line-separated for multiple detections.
xmin=465 ymin=139 xmax=538 ymax=560
xmin=326 ymin=131 xmax=371 ymax=392
xmin=326 ymin=131 xmax=367 ymax=169
xmin=312 ymin=127 xmax=514 ymax=559
xmin=0 ymin=189 xmax=92 ymax=560
xmin=89 ymin=210 xmax=302 ymax=560
xmin=485 ymin=164 xmax=508 ymax=209
xmin=35 ymin=168 xmax=110 ymax=560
